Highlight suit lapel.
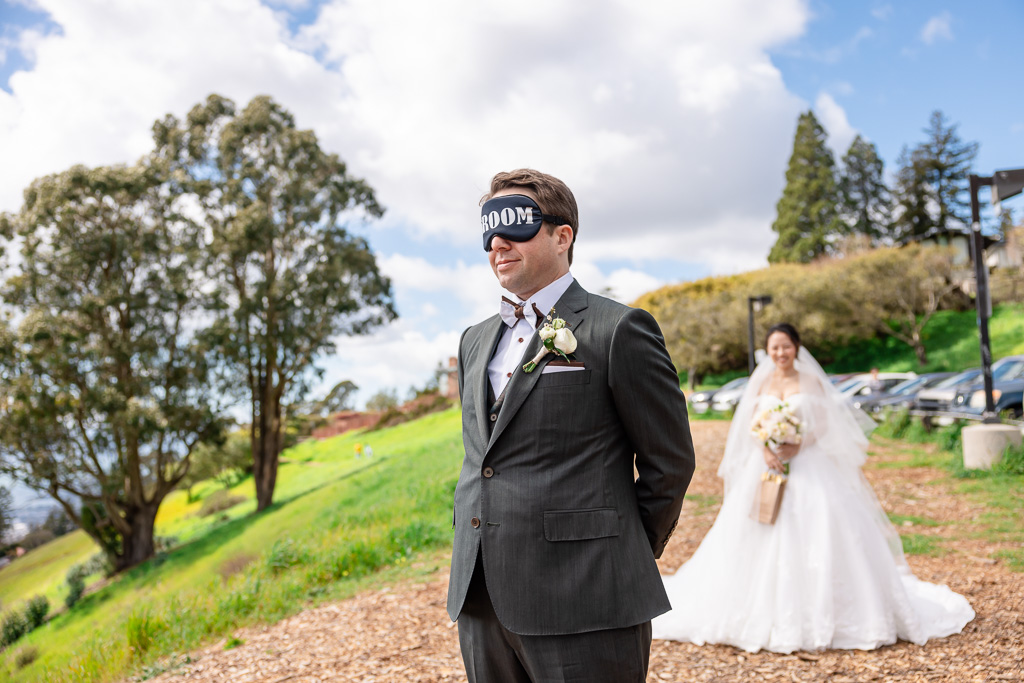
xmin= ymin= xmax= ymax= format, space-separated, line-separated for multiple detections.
xmin=475 ymin=315 xmax=506 ymax=444
xmin=486 ymin=280 xmax=589 ymax=453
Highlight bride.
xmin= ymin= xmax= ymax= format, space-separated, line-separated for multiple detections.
xmin=653 ymin=323 xmax=974 ymax=653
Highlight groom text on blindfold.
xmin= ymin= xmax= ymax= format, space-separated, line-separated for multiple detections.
xmin=480 ymin=194 xmax=572 ymax=252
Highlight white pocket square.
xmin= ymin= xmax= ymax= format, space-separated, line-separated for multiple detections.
xmin=541 ymin=364 xmax=586 ymax=374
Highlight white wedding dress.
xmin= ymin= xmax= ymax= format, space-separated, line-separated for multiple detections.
xmin=653 ymin=378 xmax=975 ymax=653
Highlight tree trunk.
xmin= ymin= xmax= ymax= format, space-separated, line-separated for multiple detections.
xmin=114 ymin=504 xmax=159 ymax=572
xmin=913 ymin=338 xmax=928 ymax=366
xmin=254 ymin=389 xmax=282 ymax=512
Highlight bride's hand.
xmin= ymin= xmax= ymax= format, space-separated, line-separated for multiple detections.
xmin=776 ymin=443 xmax=800 ymax=462
xmin=763 ymin=447 xmax=785 ymax=472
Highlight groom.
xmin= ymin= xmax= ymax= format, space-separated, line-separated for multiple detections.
xmin=448 ymin=168 xmax=695 ymax=682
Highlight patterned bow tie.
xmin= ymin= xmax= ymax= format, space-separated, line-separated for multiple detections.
xmin=500 ymin=296 xmax=545 ymax=329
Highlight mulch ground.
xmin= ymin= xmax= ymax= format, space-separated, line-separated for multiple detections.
xmin=144 ymin=422 xmax=1024 ymax=682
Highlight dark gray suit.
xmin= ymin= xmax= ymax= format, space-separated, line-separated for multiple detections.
xmin=448 ymin=280 xmax=695 ymax=653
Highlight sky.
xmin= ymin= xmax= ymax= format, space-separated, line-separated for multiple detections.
xmin=1 ymin=0 xmax=1023 ymax=517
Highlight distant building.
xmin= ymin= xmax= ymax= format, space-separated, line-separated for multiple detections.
xmin=442 ymin=356 xmax=460 ymax=401
xmin=311 ymin=411 xmax=380 ymax=440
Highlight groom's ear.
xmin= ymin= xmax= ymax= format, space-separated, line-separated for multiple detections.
xmin=553 ymin=224 xmax=574 ymax=255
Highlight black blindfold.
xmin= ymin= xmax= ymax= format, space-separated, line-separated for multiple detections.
xmin=480 ymin=194 xmax=570 ymax=251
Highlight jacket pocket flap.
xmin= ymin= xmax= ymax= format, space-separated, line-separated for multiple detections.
xmin=543 ymin=507 xmax=619 ymax=542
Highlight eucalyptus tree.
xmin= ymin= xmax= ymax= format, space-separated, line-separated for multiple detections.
xmin=0 ymin=164 xmax=224 ymax=571
xmin=152 ymin=95 xmax=396 ymax=511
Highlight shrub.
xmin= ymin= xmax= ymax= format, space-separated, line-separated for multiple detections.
xmin=875 ymin=408 xmax=912 ymax=439
xmin=265 ymin=539 xmax=305 ymax=574
xmin=15 ymin=645 xmax=38 ymax=669
xmin=24 ymin=595 xmax=48 ymax=630
xmin=993 ymin=442 xmax=1024 ymax=477
xmin=125 ymin=610 xmax=165 ymax=657
xmin=199 ymin=490 xmax=247 ymax=518
xmin=0 ymin=610 xmax=27 ymax=647
xmin=17 ymin=528 xmax=55 ymax=551
xmin=65 ymin=565 xmax=88 ymax=609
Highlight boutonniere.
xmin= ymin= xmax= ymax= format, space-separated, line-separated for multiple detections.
xmin=523 ymin=312 xmax=577 ymax=373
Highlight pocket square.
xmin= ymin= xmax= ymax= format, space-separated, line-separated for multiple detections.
xmin=542 ymin=360 xmax=585 ymax=374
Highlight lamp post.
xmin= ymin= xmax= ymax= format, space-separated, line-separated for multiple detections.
xmin=747 ymin=295 xmax=772 ymax=374
xmin=968 ymin=168 xmax=1024 ymax=423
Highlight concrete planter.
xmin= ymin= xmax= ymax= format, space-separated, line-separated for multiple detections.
xmin=961 ymin=423 xmax=1023 ymax=470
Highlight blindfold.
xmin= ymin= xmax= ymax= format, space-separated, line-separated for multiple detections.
xmin=480 ymin=194 xmax=570 ymax=251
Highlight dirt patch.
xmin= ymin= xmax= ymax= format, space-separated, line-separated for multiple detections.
xmin=141 ymin=421 xmax=1023 ymax=682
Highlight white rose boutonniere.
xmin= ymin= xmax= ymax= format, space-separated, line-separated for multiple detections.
xmin=523 ymin=313 xmax=577 ymax=373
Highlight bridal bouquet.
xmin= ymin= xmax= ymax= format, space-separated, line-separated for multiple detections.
xmin=751 ymin=402 xmax=803 ymax=452
xmin=749 ymin=403 xmax=802 ymax=524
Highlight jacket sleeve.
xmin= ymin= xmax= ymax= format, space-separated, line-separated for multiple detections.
xmin=608 ymin=307 xmax=695 ymax=558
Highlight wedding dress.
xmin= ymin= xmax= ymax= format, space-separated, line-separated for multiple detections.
xmin=653 ymin=349 xmax=974 ymax=653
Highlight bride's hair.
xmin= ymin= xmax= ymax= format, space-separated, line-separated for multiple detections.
xmin=765 ymin=322 xmax=800 ymax=348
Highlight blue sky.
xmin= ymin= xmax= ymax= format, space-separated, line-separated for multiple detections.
xmin=1 ymin=0 xmax=1022 ymax=519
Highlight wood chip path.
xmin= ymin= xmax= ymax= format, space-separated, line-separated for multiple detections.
xmin=144 ymin=422 xmax=1024 ymax=682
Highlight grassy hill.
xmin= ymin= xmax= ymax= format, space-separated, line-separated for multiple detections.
xmin=0 ymin=408 xmax=464 ymax=682
xmin=700 ymin=302 xmax=1024 ymax=387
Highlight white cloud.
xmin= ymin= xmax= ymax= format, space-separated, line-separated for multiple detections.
xmin=378 ymin=253 xmax=501 ymax=327
xmin=815 ymin=92 xmax=857 ymax=159
xmin=921 ymin=12 xmax=953 ymax=45
xmin=296 ymin=0 xmax=807 ymax=269
xmin=320 ymin=320 xmax=463 ymax=408
xmin=0 ymin=0 xmax=817 ymax=406
xmin=871 ymin=5 xmax=892 ymax=21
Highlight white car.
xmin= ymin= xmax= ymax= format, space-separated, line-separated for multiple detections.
xmin=838 ymin=372 xmax=917 ymax=407
xmin=710 ymin=377 xmax=750 ymax=413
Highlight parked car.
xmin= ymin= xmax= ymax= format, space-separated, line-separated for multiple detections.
xmin=710 ymin=377 xmax=750 ymax=413
xmin=912 ymin=368 xmax=983 ymax=421
xmin=828 ymin=373 xmax=857 ymax=385
xmin=836 ymin=372 xmax=917 ymax=400
xmin=689 ymin=377 xmax=747 ymax=414
xmin=950 ymin=355 xmax=1024 ymax=420
xmin=854 ymin=372 xmax=956 ymax=417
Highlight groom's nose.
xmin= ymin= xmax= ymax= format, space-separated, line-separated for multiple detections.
xmin=490 ymin=235 xmax=512 ymax=251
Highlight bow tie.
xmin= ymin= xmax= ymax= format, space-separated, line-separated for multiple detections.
xmin=500 ymin=296 xmax=545 ymax=329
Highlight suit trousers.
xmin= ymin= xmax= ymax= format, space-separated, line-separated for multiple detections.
xmin=457 ymin=556 xmax=652 ymax=683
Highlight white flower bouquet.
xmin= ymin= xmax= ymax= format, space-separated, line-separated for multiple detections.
xmin=751 ymin=402 xmax=803 ymax=452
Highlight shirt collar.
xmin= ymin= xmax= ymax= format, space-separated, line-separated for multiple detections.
xmin=506 ymin=271 xmax=574 ymax=323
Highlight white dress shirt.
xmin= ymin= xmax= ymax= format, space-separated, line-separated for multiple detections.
xmin=487 ymin=271 xmax=574 ymax=397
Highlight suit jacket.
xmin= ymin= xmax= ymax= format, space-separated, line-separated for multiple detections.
xmin=447 ymin=280 xmax=696 ymax=636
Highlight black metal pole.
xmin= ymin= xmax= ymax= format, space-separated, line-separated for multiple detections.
xmin=969 ymin=174 xmax=998 ymax=423
xmin=747 ymin=297 xmax=756 ymax=374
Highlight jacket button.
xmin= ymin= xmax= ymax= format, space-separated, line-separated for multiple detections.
xmin=483 ymin=467 xmax=494 ymax=478
xmin=489 ymin=414 xmax=497 ymax=422
xmin=471 ymin=517 xmax=481 ymax=528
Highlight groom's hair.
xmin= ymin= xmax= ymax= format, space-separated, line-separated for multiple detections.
xmin=482 ymin=169 xmax=579 ymax=265
xmin=766 ymin=323 xmax=801 ymax=348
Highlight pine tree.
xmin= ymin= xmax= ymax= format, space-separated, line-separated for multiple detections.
xmin=891 ymin=110 xmax=978 ymax=242
xmin=838 ymin=135 xmax=891 ymax=243
xmin=919 ymin=110 xmax=978 ymax=231
xmin=768 ymin=110 xmax=842 ymax=263
xmin=890 ymin=145 xmax=933 ymax=242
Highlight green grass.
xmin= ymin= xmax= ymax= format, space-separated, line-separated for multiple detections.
xmin=899 ymin=533 xmax=944 ymax=556
xmin=887 ymin=513 xmax=941 ymax=527
xmin=823 ymin=303 xmax=1024 ymax=374
xmin=872 ymin=410 xmax=1024 ymax=570
xmin=684 ymin=493 xmax=722 ymax=512
xmin=0 ymin=408 xmax=464 ymax=682
xmin=0 ymin=531 xmax=96 ymax=612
